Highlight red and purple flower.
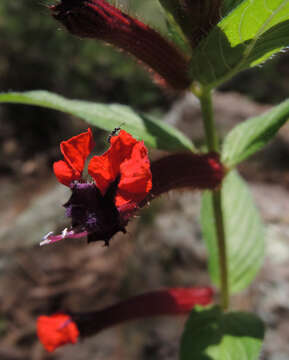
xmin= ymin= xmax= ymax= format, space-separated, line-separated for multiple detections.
xmin=41 ymin=128 xmax=225 ymax=246
xmin=41 ymin=128 xmax=152 ymax=246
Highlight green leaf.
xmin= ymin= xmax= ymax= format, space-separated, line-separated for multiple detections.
xmin=180 ymin=305 xmax=265 ymax=360
xmin=222 ymin=99 xmax=289 ymax=167
xmin=0 ymin=90 xmax=194 ymax=152
xmin=201 ymin=171 xmax=265 ymax=293
xmin=190 ymin=0 xmax=289 ymax=88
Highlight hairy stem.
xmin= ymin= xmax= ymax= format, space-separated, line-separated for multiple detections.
xmin=199 ymin=88 xmax=229 ymax=310
xmin=199 ymin=89 xmax=219 ymax=152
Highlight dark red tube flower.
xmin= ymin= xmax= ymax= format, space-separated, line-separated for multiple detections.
xmin=41 ymin=128 xmax=152 ymax=246
xmin=50 ymin=0 xmax=191 ymax=90
xmin=148 ymin=152 xmax=224 ymax=200
xmin=37 ymin=287 xmax=213 ymax=352
xmin=37 ymin=313 xmax=79 ymax=352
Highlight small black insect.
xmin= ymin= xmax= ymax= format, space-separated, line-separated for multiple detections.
xmin=107 ymin=123 xmax=125 ymax=142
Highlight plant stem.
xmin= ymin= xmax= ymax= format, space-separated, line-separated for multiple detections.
xmin=212 ymin=190 xmax=229 ymax=310
xmin=198 ymin=88 xmax=229 ymax=310
xmin=199 ymin=89 xmax=218 ymax=152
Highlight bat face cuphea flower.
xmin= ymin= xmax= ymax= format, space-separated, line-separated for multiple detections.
xmin=41 ymin=128 xmax=152 ymax=246
xmin=41 ymin=127 xmax=225 ymax=247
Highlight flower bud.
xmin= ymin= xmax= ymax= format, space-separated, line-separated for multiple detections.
xmin=37 ymin=287 xmax=214 ymax=351
xmin=74 ymin=287 xmax=214 ymax=338
xmin=51 ymin=0 xmax=191 ymax=90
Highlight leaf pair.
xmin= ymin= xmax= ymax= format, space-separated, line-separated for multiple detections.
xmin=160 ymin=0 xmax=289 ymax=89
xmin=180 ymin=305 xmax=265 ymax=360
xmin=190 ymin=0 xmax=289 ymax=88
xmin=201 ymin=97 xmax=289 ymax=295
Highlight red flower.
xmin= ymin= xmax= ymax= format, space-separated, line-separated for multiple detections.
xmin=37 ymin=287 xmax=213 ymax=351
xmin=41 ymin=128 xmax=224 ymax=247
xmin=41 ymin=128 xmax=152 ymax=246
xmin=37 ymin=313 xmax=79 ymax=352
xmin=54 ymin=128 xmax=152 ymax=207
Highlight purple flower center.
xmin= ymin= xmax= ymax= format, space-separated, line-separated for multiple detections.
xmin=64 ymin=180 xmax=126 ymax=245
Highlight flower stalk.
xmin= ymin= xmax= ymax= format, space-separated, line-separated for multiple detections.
xmin=198 ymin=87 xmax=229 ymax=310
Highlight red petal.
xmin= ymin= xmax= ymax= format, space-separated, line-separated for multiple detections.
xmin=88 ymin=151 xmax=115 ymax=195
xmin=116 ymin=141 xmax=152 ymax=206
xmin=53 ymin=160 xmax=80 ymax=186
xmin=61 ymin=128 xmax=95 ymax=175
xmin=89 ymin=130 xmax=151 ymax=205
xmin=53 ymin=128 xmax=95 ymax=186
xmin=88 ymin=130 xmax=138 ymax=195
xmin=37 ymin=314 xmax=79 ymax=352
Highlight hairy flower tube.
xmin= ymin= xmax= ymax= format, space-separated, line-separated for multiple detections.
xmin=50 ymin=0 xmax=191 ymax=90
xmin=41 ymin=128 xmax=152 ymax=246
xmin=41 ymin=128 xmax=225 ymax=246
xmin=37 ymin=287 xmax=213 ymax=352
